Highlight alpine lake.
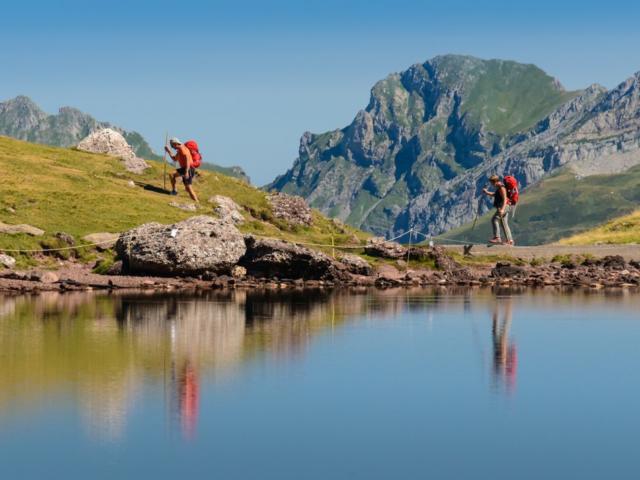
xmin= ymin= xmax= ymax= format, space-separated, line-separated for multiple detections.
xmin=1 ymin=287 xmax=639 ymax=479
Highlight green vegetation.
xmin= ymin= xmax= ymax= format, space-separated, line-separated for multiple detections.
xmin=442 ymin=167 xmax=640 ymax=245
xmin=458 ymin=58 xmax=579 ymax=135
xmin=0 ymin=136 xmax=368 ymax=265
xmin=560 ymin=210 xmax=640 ymax=245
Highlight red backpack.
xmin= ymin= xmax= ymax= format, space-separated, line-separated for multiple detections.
xmin=184 ymin=140 xmax=202 ymax=168
xmin=503 ymin=175 xmax=519 ymax=205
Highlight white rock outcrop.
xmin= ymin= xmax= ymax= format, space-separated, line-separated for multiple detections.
xmin=77 ymin=128 xmax=149 ymax=174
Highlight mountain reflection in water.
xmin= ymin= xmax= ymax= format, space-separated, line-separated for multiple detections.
xmin=0 ymin=287 xmax=637 ymax=443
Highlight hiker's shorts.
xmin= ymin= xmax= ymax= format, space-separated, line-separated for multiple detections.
xmin=177 ymin=167 xmax=195 ymax=185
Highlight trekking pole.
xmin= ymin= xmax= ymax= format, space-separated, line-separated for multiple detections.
xmin=162 ymin=132 xmax=168 ymax=192
xmin=471 ymin=184 xmax=487 ymax=232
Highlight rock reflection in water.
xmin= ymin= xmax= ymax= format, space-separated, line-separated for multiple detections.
xmin=0 ymin=289 xmax=373 ymax=439
xmin=1 ymin=287 xmax=637 ymax=441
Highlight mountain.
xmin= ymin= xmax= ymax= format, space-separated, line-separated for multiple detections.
xmin=0 ymin=95 xmax=160 ymax=160
xmin=270 ymin=54 xmax=640 ymax=243
xmin=0 ymin=96 xmax=251 ymax=182
xmin=200 ymin=162 xmax=251 ymax=183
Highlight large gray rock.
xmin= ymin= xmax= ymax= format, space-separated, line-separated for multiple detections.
xmin=267 ymin=192 xmax=312 ymax=225
xmin=0 ymin=222 xmax=44 ymax=236
xmin=0 ymin=254 xmax=16 ymax=269
xmin=115 ymin=216 xmax=246 ymax=276
xmin=339 ymin=253 xmax=373 ymax=276
xmin=77 ymin=128 xmax=149 ymax=174
xmin=364 ymin=237 xmax=406 ymax=259
xmin=209 ymin=195 xmax=244 ymax=224
xmin=240 ymin=236 xmax=349 ymax=281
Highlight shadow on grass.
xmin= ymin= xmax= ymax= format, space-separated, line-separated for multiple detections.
xmin=133 ymin=181 xmax=171 ymax=195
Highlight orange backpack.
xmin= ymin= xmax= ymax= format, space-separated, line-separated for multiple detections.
xmin=184 ymin=140 xmax=202 ymax=168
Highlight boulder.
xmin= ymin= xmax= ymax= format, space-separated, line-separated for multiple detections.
xmin=77 ymin=128 xmax=150 ymax=174
xmin=600 ymin=255 xmax=626 ymax=270
xmin=82 ymin=232 xmax=119 ymax=251
xmin=491 ymin=262 xmax=527 ymax=278
xmin=31 ymin=271 xmax=59 ymax=284
xmin=375 ymin=264 xmax=405 ymax=286
xmin=267 ymin=192 xmax=313 ymax=225
xmin=364 ymin=237 xmax=406 ymax=259
xmin=106 ymin=260 xmax=124 ymax=275
xmin=115 ymin=215 xmax=246 ymax=276
xmin=340 ymin=253 xmax=373 ymax=276
xmin=209 ymin=195 xmax=244 ymax=224
xmin=428 ymin=245 xmax=461 ymax=272
xmin=55 ymin=232 xmax=75 ymax=246
xmin=240 ymin=236 xmax=349 ymax=281
xmin=231 ymin=265 xmax=247 ymax=278
xmin=0 ymin=222 xmax=44 ymax=236
xmin=0 ymin=253 xmax=16 ymax=269
xmin=169 ymin=201 xmax=198 ymax=212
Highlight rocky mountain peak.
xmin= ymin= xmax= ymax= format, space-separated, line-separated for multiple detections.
xmin=0 ymin=96 xmax=48 ymax=134
xmin=271 ymin=55 xmax=640 ymax=240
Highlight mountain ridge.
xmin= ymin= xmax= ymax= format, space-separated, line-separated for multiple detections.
xmin=270 ymin=54 xmax=640 ymax=243
xmin=0 ymin=95 xmax=251 ymax=183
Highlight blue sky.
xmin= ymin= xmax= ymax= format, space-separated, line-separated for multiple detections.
xmin=2 ymin=0 xmax=640 ymax=185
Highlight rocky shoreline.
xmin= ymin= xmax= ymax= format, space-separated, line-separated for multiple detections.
xmin=2 ymin=214 xmax=640 ymax=294
xmin=1 ymin=248 xmax=639 ymax=295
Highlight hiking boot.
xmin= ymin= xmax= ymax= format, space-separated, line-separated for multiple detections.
xmin=488 ymin=238 xmax=502 ymax=244
xmin=170 ymin=190 xmax=178 ymax=196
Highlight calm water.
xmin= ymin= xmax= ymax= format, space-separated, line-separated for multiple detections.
xmin=1 ymin=288 xmax=639 ymax=479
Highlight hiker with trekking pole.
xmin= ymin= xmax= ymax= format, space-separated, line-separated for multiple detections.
xmin=164 ymin=137 xmax=202 ymax=203
xmin=482 ymin=174 xmax=519 ymax=246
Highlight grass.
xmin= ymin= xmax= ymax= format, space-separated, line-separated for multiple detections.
xmin=0 ymin=136 xmax=369 ymax=266
xmin=441 ymin=166 xmax=640 ymax=245
xmin=560 ymin=210 xmax=640 ymax=245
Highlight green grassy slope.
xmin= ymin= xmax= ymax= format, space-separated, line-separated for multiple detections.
xmin=0 ymin=136 xmax=367 ymax=261
xmin=559 ymin=210 xmax=640 ymax=244
xmin=436 ymin=56 xmax=580 ymax=135
xmin=440 ymin=167 xmax=640 ymax=245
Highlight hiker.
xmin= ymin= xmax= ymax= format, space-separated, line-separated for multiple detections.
xmin=165 ymin=137 xmax=199 ymax=202
xmin=482 ymin=175 xmax=513 ymax=245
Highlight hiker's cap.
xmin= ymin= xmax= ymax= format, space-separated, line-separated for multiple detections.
xmin=169 ymin=137 xmax=182 ymax=145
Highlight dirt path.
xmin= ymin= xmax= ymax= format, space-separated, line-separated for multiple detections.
xmin=444 ymin=243 xmax=640 ymax=261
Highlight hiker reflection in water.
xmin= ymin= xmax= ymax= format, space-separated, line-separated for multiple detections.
xmin=491 ymin=301 xmax=517 ymax=393
xmin=168 ymin=359 xmax=200 ymax=440
xmin=178 ymin=361 xmax=199 ymax=439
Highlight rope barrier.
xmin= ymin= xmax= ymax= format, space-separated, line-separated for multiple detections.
xmin=0 ymin=224 xmax=415 ymax=254
xmin=0 ymin=222 xmax=480 ymax=255
xmin=0 ymin=224 xmax=480 ymax=255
